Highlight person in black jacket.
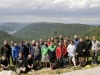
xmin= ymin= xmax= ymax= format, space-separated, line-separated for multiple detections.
xmin=26 ymin=54 xmax=34 ymax=71
xmin=84 ymin=36 xmax=92 ymax=63
xmin=16 ymin=53 xmax=26 ymax=74
xmin=0 ymin=40 xmax=11 ymax=64
xmin=25 ymin=40 xmax=30 ymax=59
xmin=0 ymin=53 xmax=9 ymax=70
xmin=76 ymin=38 xmax=85 ymax=66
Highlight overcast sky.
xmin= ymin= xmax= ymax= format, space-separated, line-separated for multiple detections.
xmin=0 ymin=0 xmax=100 ymax=24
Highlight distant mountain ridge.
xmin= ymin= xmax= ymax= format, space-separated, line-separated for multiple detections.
xmin=0 ymin=22 xmax=29 ymax=34
xmin=0 ymin=30 xmax=20 ymax=45
xmin=13 ymin=23 xmax=94 ymax=41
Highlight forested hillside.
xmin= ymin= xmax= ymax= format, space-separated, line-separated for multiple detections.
xmin=13 ymin=23 xmax=94 ymax=41
xmin=0 ymin=30 xmax=20 ymax=45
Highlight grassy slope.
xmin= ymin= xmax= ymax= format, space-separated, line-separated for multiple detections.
xmin=79 ymin=26 xmax=100 ymax=40
xmin=13 ymin=23 xmax=94 ymax=41
xmin=0 ymin=30 xmax=20 ymax=45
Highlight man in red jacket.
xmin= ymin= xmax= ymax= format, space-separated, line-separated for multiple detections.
xmin=56 ymin=42 xmax=67 ymax=68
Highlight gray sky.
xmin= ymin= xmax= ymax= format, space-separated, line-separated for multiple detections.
xmin=0 ymin=0 xmax=100 ymax=24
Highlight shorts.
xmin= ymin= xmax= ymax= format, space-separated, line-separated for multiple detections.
xmin=78 ymin=52 xmax=85 ymax=57
xmin=41 ymin=55 xmax=49 ymax=62
xmin=49 ymin=55 xmax=56 ymax=63
xmin=85 ymin=51 xmax=90 ymax=57
xmin=34 ymin=55 xmax=41 ymax=61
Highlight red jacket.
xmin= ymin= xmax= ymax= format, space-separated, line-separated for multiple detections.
xmin=56 ymin=46 xmax=67 ymax=58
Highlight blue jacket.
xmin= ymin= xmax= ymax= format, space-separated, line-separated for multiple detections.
xmin=12 ymin=46 xmax=19 ymax=59
xmin=73 ymin=39 xmax=79 ymax=49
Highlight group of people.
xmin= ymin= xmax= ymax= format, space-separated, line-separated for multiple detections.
xmin=0 ymin=35 xmax=100 ymax=74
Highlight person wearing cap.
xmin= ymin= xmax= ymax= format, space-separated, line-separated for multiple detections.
xmin=0 ymin=53 xmax=9 ymax=70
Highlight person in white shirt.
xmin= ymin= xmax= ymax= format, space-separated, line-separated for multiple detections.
xmin=67 ymin=40 xmax=76 ymax=67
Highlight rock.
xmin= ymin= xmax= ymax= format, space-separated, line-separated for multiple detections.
xmin=0 ymin=70 xmax=15 ymax=75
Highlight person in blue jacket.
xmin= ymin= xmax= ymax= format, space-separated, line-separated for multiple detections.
xmin=73 ymin=35 xmax=80 ymax=62
xmin=12 ymin=42 xmax=19 ymax=65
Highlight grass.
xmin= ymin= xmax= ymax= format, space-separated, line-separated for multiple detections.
xmin=19 ymin=56 xmax=100 ymax=75
xmin=1 ymin=56 xmax=100 ymax=75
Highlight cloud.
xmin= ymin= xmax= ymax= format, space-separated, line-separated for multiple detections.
xmin=0 ymin=0 xmax=100 ymax=9
xmin=90 ymin=3 xmax=100 ymax=8
xmin=0 ymin=0 xmax=100 ymax=24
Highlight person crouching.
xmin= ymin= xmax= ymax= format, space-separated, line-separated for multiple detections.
xmin=0 ymin=53 xmax=9 ymax=70
xmin=26 ymin=54 xmax=34 ymax=71
xmin=16 ymin=53 xmax=26 ymax=74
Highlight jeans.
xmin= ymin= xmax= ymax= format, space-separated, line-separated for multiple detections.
xmin=57 ymin=57 xmax=62 ymax=68
xmin=62 ymin=56 xmax=67 ymax=66
xmin=92 ymin=50 xmax=98 ymax=64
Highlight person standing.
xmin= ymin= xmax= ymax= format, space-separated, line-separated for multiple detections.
xmin=73 ymin=35 xmax=79 ymax=62
xmin=66 ymin=36 xmax=70 ymax=44
xmin=67 ymin=41 xmax=76 ymax=67
xmin=34 ymin=43 xmax=41 ymax=66
xmin=54 ymin=37 xmax=59 ymax=46
xmin=41 ymin=41 xmax=49 ymax=67
xmin=76 ymin=38 xmax=85 ymax=66
xmin=24 ymin=40 xmax=30 ymax=58
xmin=0 ymin=40 xmax=11 ymax=64
xmin=47 ymin=42 xmax=56 ymax=68
xmin=47 ymin=38 xmax=51 ymax=46
xmin=84 ymin=36 xmax=92 ymax=63
xmin=91 ymin=37 xmax=100 ymax=65
xmin=59 ymin=35 xmax=63 ymax=43
xmin=39 ymin=39 xmax=44 ymax=48
xmin=29 ymin=40 xmax=36 ymax=57
xmin=56 ymin=42 xmax=67 ymax=68
xmin=10 ymin=41 xmax=14 ymax=64
xmin=18 ymin=41 xmax=27 ymax=58
xmin=12 ymin=42 xmax=19 ymax=65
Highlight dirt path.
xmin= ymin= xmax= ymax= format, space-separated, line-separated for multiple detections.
xmin=60 ymin=67 xmax=100 ymax=75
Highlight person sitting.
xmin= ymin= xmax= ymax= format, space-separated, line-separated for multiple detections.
xmin=26 ymin=54 xmax=34 ymax=71
xmin=16 ymin=53 xmax=26 ymax=74
xmin=0 ymin=53 xmax=9 ymax=70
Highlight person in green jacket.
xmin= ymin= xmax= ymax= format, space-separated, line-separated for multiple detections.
xmin=41 ymin=41 xmax=49 ymax=67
